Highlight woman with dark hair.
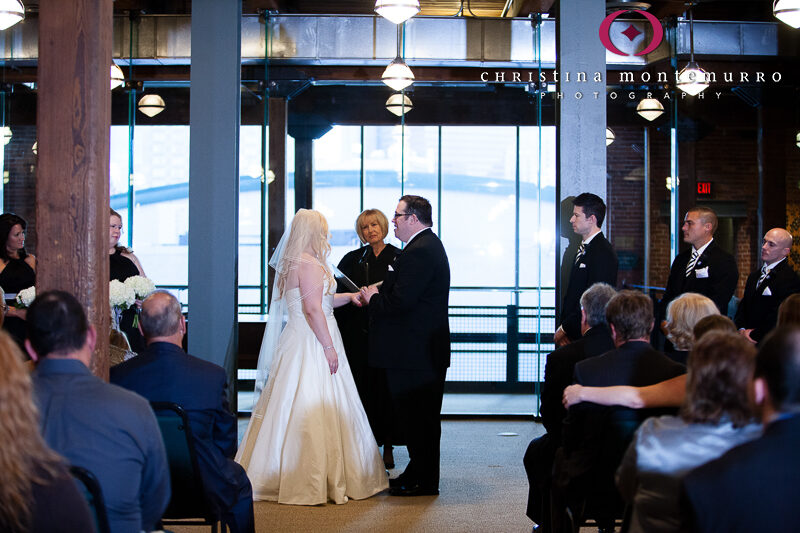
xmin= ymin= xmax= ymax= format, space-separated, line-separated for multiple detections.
xmin=334 ymin=208 xmax=401 ymax=468
xmin=777 ymin=293 xmax=800 ymax=327
xmin=0 ymin=330 xmax=94 ymax=532
xmin=109 ymin=208 xmax=146 ymax=352
xmin=615 ymin=331 xmax=761 ymax=532
xmin=0 ymin=213 xmax=36 ymax=348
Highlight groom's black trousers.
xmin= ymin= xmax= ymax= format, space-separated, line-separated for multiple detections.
xmin=387 ymin=366 xmax=447 ymax=489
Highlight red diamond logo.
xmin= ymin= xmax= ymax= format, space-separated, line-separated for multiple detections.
xmin=621 ymin=24 xmax=642 ymax=41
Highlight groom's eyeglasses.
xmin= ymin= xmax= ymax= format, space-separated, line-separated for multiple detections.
xmin=393 ymin=212 xmax=412 ymax=220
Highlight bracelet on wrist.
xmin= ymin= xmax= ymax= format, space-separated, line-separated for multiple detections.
xmin=323 ymin=345 xmax=334 ymax=350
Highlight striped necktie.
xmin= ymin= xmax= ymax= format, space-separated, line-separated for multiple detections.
xmin=757 ymin=265 xmax=769 ymax=289
xmin=685 ymin=250 xmax=699 ymax=277
xmin=574 ymin=243 xmax=586 ymax=265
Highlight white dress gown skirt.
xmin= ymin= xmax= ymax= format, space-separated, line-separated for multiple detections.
xmin=235 ymin=286 xmax=388 ymax=505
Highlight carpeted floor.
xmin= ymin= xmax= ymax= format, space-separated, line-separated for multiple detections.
xmin=167 ymin=418 xmax=551 ymax=533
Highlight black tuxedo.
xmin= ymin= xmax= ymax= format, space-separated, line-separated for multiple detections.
xmin=523 ymin=325 xmax=614 ymax=525
xmin=559 ymin=233 xmax=618 ymax=340
xmin=111 ymin=342 xmax=255 ymax=533
xmin=734 ymin=259 xmax=800 ymax=342
xmin=553 ymin=341 xmax=685 ymax=530
xmin=659 ymin=240 xmax=738 ymax=319
xmin=368 ymin=228 xmax=450 ymax=490
xmin=683 ymin=415 xmax=800 ymax=533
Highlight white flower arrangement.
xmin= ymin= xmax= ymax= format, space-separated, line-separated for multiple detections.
xmin=15 ymin=286 xmax=35 ymax=308
xmin=109 ymin=279 xmax=136 ymax=310
xmin=123 ymin=275 xmax=156 ymax=300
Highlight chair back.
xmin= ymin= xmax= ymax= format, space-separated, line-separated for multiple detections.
xmin=70 ymin=465 xmax=111 ymax=533
xmin=150 ymin=401 xmax=217 ymax=522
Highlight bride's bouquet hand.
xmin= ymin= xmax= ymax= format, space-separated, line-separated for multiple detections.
xmin=323 ymin=345 xmax=339 ymax=374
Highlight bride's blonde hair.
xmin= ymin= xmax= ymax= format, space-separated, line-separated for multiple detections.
xmin=277 ymin=209 xmax=334 ymax=297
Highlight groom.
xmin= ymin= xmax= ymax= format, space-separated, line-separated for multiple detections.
xmin=361 ymin=195 xmax=451 ymax=496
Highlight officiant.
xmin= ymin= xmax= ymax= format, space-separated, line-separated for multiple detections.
xmin=334 ymin=208 xmax=401 ymax=469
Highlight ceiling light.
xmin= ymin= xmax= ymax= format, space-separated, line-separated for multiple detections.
xmin=774 ymin=0 xmax=800 ymax=28
xmin=110 ymin=63 xmax=125 ymax=90
xmin=386 ymin=93 xmax=413 ymax=116
xmin=2 ymin=126 xmax=11 ymax=145
xmin=796 ymin=132 xmax=800 ymax=148
xmin=137 ymin=94 xmax=165 ymax=117
xmin=606 ymin=128 xmax=615 ymax=146
xmin=677 ymin=62 xmax=709 ymax=96
xmin=636 ymin=98 xmax=664 ymax=121
xmin=0 ymin=0 xmax=24 ymax=31
xmin=382 ymin=57 xmax=414 ymax=91
xmin=32 ymin=140 xmax=37 ymax=154
xmin=677 ymin=9 xmax=709 ymax=96
xmin=375 ymin=0 xmax=420 ymax=24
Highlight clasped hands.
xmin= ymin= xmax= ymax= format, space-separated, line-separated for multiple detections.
xmin=350 ymin=285 xmax=379 ymax=307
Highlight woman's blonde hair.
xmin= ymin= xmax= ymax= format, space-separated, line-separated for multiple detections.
xmin=0 ymin=331 xmax=64 ymax=531
xmin=666 ymin=292 xmax=720 ymax=351
xmin=276 ymin=209 xmax=334 ymax=296
xmin=355 ymin=209 xmax=389 ymax=244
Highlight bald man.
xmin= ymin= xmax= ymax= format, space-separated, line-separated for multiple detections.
xmin=111 ymin=291 xmax=255 ymax=533
xmin=735 ymin=228 xmax=800 ymax=344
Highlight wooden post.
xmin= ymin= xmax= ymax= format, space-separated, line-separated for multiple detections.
xmin=267 ymin=97 xmax=287 ymax=301
xmin=37 ymin=0 xmax=112 ymax=378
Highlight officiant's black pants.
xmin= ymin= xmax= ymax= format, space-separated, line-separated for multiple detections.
xmin=387 ymin=367 xmax=447 ymax=489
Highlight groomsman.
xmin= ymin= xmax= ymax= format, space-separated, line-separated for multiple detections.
xmin=658 ymin=207 xmax=738 ymax=324
xmin=554 ymin=193 xmax=618 ymax=346
xmin=735 ymin=228 xmax=800 ymax=344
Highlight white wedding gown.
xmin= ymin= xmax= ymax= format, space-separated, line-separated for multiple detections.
xmin=235 ymin=280 xmax=388 ymax=505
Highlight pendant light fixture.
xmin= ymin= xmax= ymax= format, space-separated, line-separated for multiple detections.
xmin=0 ymin=0 xmax=24 ymax=31
xmin=382 ymin=25 xmax=414 ymax=91
xmin=375 ymin=0 xmax=420 ymax=25
xmin=676 ymin=8 xmax=709 ymax=96
xmin=110 ymin=63 xmax=125 ymax=90
xmin=137 ymin=94 xmax=165 ymax=117
xmin=2 ymin=126 xmax=11 ymax=145
xmin=386 ymin=93 xmax=413 ymax=116
xmin=774 ymin=0 xmax=800 ymax=28
xmin=636 ymin=98 xmax=664 ymax=121
xmin=606 ymin=128 xmax=616 ymax=146
xmin=796 ymin=132 xmax=800 ymax=148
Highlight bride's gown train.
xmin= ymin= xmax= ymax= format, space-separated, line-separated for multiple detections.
xmin=235 ymin=281 xmax=388 ymax=505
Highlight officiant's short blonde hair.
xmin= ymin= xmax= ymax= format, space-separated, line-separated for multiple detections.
xmin=356 ymin=209 xmax=389 ymax=243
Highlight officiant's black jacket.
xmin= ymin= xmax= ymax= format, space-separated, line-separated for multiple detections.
xmin=734 ymin=259 xmax=800 ymax=342
xmin=560 ymin=232 xmax=618 ymax=341
xmin=368 ymin=228 xmax=451 ymax=371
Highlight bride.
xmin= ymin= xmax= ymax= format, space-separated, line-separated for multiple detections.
xmin=236 ymin=209 xmax=388 ymax=505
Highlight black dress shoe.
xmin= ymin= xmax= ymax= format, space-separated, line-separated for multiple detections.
xmin=389 ymin=476 xmax=408 ymax=488
xmin=389 ymin=483 xmax=439 ymax=497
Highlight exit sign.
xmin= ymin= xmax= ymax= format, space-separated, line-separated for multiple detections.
xmin=697 ymin=181 xmax=713 ymax=196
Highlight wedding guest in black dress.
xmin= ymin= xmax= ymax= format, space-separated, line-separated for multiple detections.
xmin=109 ymin=208 xmax=147 ymax=353
xmin=334 ymin=208 xmax=401 ymax=468
xmin=0 ymin=213 xmax=36 ymax=349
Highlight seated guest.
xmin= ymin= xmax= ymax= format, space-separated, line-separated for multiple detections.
xmin=663 ymin=293 xmax=719 ymax=365
xmin=29 ymin=291 xmax=170 ymax=533
xmin=777 ymin=293 xmax=800 ymax=327
xmin=616 ymin=332 xmax=761 ymax=533
xmin=524 ymin=282 xmax=616 ymax=529
xmin=0 ymin=330 xmax=95 ymax=533
xmin=553 ymin=290 xmax=685 ymax=531
xmin=735 ymin=228 xmax=800 ymax=344
xmin=562 ymin=315 xmax=738 ymax=411
xmin=111 ymin=291 xmax=255 ymax=533
xmin=683 ymin=327 xmax=800 ymax=531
